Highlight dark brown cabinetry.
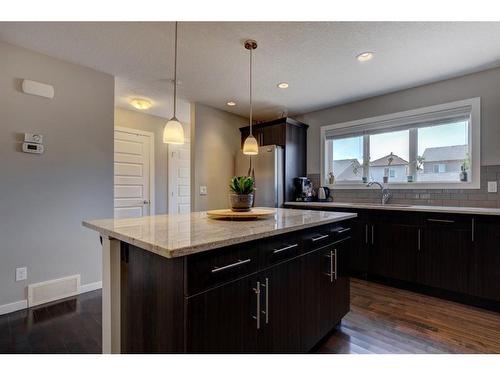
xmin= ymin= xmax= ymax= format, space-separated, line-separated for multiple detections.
xmin=240 ymin=117 xmax=308 ymax=203
xmin=121 ymin=221 xmax=352 ymax=353
xmin=286 ymin=204 xmax=500 ymax=310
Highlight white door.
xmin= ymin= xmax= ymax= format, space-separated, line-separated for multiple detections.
xmin=168 ymin=141 xmax=191 ymax=214
xmin=114 ymin=128 xmax=154 ymax=219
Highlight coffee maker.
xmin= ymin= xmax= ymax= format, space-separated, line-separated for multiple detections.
xmin=294 ymin=177 xmax=313 ymax=202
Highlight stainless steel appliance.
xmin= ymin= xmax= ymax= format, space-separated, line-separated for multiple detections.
xmin=317 ymin=186 xmax=331 ymax=201
xmin=294 ymin=177 xmax=313 ymax=201
xmin=235 ymin=145 xmax=284 ymax=208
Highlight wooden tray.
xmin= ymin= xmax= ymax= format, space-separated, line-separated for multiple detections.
xmin=206 ymin=208 xmax=276 ymax=220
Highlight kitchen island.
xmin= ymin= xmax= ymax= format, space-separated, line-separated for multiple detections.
xmin=83 ymin=208 xmax=356 ymax=353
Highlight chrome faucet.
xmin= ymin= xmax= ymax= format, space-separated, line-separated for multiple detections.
xmin=366 ymin=181 xmax=391 ymax=205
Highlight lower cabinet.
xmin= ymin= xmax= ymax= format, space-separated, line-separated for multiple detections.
xmin=185 ymin=239 xmax=350 ymax=353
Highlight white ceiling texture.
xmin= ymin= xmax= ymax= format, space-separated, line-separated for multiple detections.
xmin=1 ymin=22 xmax=500 ymax=120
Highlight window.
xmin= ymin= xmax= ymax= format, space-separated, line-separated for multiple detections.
xmin=321 ymin=98 xmax=480 ymax=189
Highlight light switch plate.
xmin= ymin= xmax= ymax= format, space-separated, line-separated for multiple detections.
xmin=487 ymin=181 xmax=498 ymax=193
xmin=199 ymin=186 xmax=207 ymax=195
xmin=16 ymin=267 xmax=27 ymax=281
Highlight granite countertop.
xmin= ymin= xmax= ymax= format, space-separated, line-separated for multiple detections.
xmin=284 ymin=201 xmax=500 ymax=216
xmin=83 ymin=208 xmax=357 ymax=258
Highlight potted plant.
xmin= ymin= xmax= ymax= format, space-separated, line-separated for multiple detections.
xmin=229 ymin=176 xmax=255 ymax=212
xmin=460 ymin=153 xmax=470 ymax=182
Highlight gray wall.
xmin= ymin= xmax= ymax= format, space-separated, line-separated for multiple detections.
xmin=297 ymin=66 xmax=500 ymax=174
xmin=191 ymin=103 xmax=246 ymax=211
xmin=0 ymin=41 xmax=114 ymax=307
xmin=115 ymin=107 xmax=170 ymax=214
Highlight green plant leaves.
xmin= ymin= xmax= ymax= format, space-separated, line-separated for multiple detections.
xmin=229 ymin=176 xmax=255 ymax=194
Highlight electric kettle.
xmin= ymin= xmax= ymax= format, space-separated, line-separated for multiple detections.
xmin=317 ymin=186 xmax=331 ymax=201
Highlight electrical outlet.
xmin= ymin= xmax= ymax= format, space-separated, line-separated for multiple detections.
xmin=488 ymin=181 xmax=498 ymax=193
xmin=16 ymin=267 xmax=27 ymax=281
xmin=199 ymin=186 xmax=207 ymax=195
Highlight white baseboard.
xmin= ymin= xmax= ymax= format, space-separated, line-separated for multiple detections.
xmin=0 ymin=280 xmax=102 ymax=316
xmin=0 ymin=299 xmax=28 ymax=315
xmin=80 ymin=281 xmax=102 ymax=294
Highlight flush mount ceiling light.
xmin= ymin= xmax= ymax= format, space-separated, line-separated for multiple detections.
xmin=163 ymin=22 xmax=185 ymax=145
xmin=130 ymin=98 xmax=152 ymax=110
xmin=226 ymin=101 xmax=237 ymax=106
xmin=242 ymin=39 xmax=259 ymax=156
xmin=277 ymin=82 xmax=289 ymax=89
xmin=357 ymin=51 xmax=374 ymax=62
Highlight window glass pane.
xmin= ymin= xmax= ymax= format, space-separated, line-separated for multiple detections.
xmin=369 ymin=129 xmax=409 ymax=183
xmin=331 ymin=136 xmax=363 ymax=182
xmin=417 ymin=121 xmax=469 ymax=182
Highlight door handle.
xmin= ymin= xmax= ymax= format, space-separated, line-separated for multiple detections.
xmin=365 ymin=224 xmax=368 ymax=244
xmin=211 ymin=258 xmax=251 ymax=273
xmin=252 ymin=282 xmax=261 ymax=330
xmin=142 ymin=200 xmax=150 ymax=205
xmin=261 ymin=278 xmax=269 ymax=324
xmin=471 ymin=218 xmax=475 ymax=242
xmin=371 ymin=225 xmax=375 ymax=245
xmin=418 ymin=228 xmax=421 ymax=251
xmin=312 ymin=234 xmax=329 ymax=242
xmin=273 ymin=243 xmax=298 ymax=254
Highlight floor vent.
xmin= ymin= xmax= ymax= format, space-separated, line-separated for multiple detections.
xmin=28 ymin=275 xmax=81 ymax=307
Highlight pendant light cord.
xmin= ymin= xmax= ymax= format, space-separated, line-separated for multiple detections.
xmin=249 ymin=46 xmax=253 ymax=135
xmin=173 ymin=21 xmax=178 ymax=118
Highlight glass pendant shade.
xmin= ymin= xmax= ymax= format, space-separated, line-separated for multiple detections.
xmin=163 ymin=117 xmax=184 ymax=144
xmin=242 ymin=134 xmax=259 ymax=155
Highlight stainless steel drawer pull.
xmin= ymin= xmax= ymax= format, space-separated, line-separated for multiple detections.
xmin=471 ymin=218 xmax=475 ymax=242
xmin=335 ymin=228 xmax=351 ymax=234
xmin=418 ymin=228 xmax=421 ymax=251
xmin=261 ymin=278 xmax=269 ymax=324
xmin=365 ymin=224 xmax=368 ymax=244
xmin=211 ymin=258 xmax=251 ymax=273
xmin=273 ymin=243 xmax=298 ymax=254
xmin=427 ymin=218 xmax=455 ymax=223
xmin=312 ymin=234 xmax=329 ymax=242
xmin=334 ymin=249 xmax=338 ymax=282
xmin=252 ymin=282 xmax=261 ymax=330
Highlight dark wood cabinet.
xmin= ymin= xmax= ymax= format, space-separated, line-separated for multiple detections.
xmin=349 ymin=218 xmax=370 ymax=273
xmin=471 ymin=217 xmax=500 ymax=301
xmin=121 ymin=221 xmax=352 ymax=353
xmin=418 ymin=216 xmax=473 ymax=294
xmin=240 ymin=117 xmax=308 ymax=203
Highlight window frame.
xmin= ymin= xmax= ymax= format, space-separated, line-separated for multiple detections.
xmin=320 ymin=98 xmax=481 ymax=190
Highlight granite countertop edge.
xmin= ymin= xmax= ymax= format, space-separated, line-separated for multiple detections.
xmin=82 ymin=211 xmax=357 ymax=258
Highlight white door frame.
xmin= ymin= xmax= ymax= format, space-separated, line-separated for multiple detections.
xmin=114 ymin=126 xmax=155 ymax=215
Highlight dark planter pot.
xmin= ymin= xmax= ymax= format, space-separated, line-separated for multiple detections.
xmin=230 ymin=193 xmax=254 ymax=212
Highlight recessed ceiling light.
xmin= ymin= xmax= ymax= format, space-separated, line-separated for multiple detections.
xmin=277 ymin=82 xmax=289 ymax=89
xmin=357 ymin=52 xmax=374 ymax=62
xmin=130 ymin=98 xmax=152 ymax=110
xmin=226 ymin=101 xmax=237 ymax=106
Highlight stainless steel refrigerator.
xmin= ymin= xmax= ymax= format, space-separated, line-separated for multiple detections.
xmin=235 ymin=145 xmax=284 ymax=208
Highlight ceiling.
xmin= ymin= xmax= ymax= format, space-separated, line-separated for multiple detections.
xmin=2 ymin=22 xmax=500 ymax=120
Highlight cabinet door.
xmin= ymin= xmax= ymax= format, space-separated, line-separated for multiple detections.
xmin=471 ymin=217 xmax=500 ymax=301
xmin=185 ymin=275 xmax=260 ymax=353
xmin=258 ymin=257 xmax=303 ymax=353
xmin=418 ymin=217 xmax=473 ymax=294
xmin=372 ymin=221 xmax=419 ymax=282
xmin=301 ymin=240 xmax=350 ymax=351
xmin=349 ymin=219 xmax=370 ymax=274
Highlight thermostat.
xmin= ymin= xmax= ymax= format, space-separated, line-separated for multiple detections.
xmin=22 ymin=142 xmax=44 ymax=154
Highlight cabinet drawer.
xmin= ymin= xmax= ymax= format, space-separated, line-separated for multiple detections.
xmin=186 ymin=241 xmax=259 ymax=296
xmin=329 ymin=224 xmax=352 ymax=242
xmin=424 ymin=213 xmax=472 ymax=231
xmin=301 ymin=224 xmax=336 ymax=251
xmin=260 ymin=232 xmax=302 ymax=266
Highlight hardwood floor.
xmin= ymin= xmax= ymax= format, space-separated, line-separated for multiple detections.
xmin=1 ymin=278 xmax=499 ymax=354
xmin=318 ymin=278 xmax=500 ymax=354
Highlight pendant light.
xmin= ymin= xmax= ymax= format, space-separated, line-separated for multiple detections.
xmin=163 ymin=21 xmax=185 ymax=144
xmin=242 ymin=40 xmax=259 ymax=155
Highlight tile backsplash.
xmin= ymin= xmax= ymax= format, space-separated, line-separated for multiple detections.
xmin=308 ymin=165 xmax=500 ymax=208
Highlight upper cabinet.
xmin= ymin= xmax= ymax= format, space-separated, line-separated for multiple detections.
xmin=240 ymin=117 xmax=308 ymax=202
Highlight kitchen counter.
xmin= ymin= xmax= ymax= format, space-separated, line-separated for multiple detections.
xmin=83 ymin=208 xmax=356 ymax=258
xmin=285 ymin=201 xmax=500 ymax=216
xmin=84 ymin=207 xmax=356 ymax=353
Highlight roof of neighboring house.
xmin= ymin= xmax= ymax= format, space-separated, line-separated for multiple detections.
xmin=422 ymin=145 xmax=468 ymax=162
xmin=333 ymin=159 xmax=362 ymax=179
xmin=370 ymin=153 xmax=408 ymax=167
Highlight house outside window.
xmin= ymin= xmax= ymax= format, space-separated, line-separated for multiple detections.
xmin=320 ymin=98 xmax=480 ymax=189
